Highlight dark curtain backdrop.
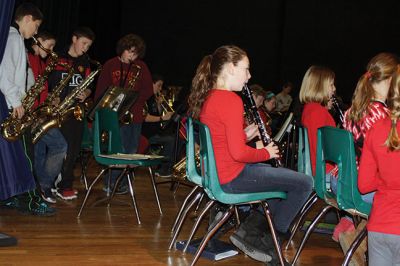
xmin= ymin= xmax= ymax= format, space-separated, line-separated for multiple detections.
xmin=0 ymin=0 xmax=15 ymax=63
xmin=13 ymin=0 xmax=400 ymax=103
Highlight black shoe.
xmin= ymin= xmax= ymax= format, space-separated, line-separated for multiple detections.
xmin=0 ymin=197 xmax=19 ymax=209
xmin=229 ymin=227 xmax=273 ymax=262
xmin=18 ymin=201 xmax=56 ymax=217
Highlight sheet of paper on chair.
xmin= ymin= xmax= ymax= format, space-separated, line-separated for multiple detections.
xmin=98 ymin=153 xmax=164 ymax=160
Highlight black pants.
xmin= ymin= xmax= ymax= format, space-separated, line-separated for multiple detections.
xmin=59 ymin=118 xmax=83 ymax=189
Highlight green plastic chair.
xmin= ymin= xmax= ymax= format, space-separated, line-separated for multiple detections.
xmin=285 ymin=126 xmax=318 ymax=249
xmin=292 ymin=126 xmax=371 ymax=265
xmin=189 ymin=119 xmax=287 ymax=266
xmin=168 ymin=117 xmax=207 ymax=250
xmin=77 ymin=108 xmax=164 ymax=224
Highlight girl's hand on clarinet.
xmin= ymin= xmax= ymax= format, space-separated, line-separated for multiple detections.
xmin=265 ymin=142 xmax=279 ymax=158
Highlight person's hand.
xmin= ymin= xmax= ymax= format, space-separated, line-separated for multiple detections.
xmin=244 ymin=123 xmax=259 ymax=142
xmin=264 ymin=142 xmax=279 ymax=159
xmin=162 ymin=111 xmax=174 ymax=121
xmin=51 ymin=97 xmax=60 ymax=106
xmin=326 ymin=98 xmax=334 ymax=110
xmin=76 ymin=89 xmax=91 ymax=102
xmin=12 ymin=105 xmax=24 ymax=119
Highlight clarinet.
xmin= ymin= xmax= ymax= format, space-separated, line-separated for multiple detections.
xmin=242 ymin=84 xmax=281 ymax=167
xmin=331 ymin=95 xmax=344 ymax=127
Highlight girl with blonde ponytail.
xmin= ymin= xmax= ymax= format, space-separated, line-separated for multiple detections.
xmin=358 ymin=65 xmax=400 ymax=266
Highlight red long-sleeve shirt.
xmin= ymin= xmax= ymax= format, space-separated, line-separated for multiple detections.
xmin=358 ymin=118 xmax=400 ymax=235
xmin=28 ymin=53 xmax=48 ymax=108
xmin=301 ymin=102 xmax=336 ymax=175
xmin=200 ymin=89 xmax=270 ymax=184
xmin=94 ymin=56 xmax=153 ymax=123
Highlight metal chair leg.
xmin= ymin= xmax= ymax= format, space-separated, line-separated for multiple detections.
xmin=194 ymin=192 xmax=205 ymax=213
xmin=291 ymin=205 xmax=334 ymax=265
xmin=77 ymin=168 xmax=107 ymax=218
xmin=171 ymin=185 xmax=200 ymax=233
xmin=190 ymin=206 xmax=234 ymax=266
xmin=126 ymin=169 xmax=141 ymax=224
xmin=168 ymin=191 xmax=203 ymax=250
xmin=183 ymin=200 xmax=215 ymax=252
xmin=108 ymin=168 xmax=128 ymax=205
xmin=262 ymin=201 xmax=286 ymax=266
xmin=342 ymin=227 xmax=367 ymax=266
xmin=148 ymin=166 xmax=163 ymax=215
xmin=285 ymin=193 xmax=318 ymax=250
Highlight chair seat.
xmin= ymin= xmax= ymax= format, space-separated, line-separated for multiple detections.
xmin=212 ymin=190 xmax=287 ymax=205
xmin=95 ymin=156 xmax=165 ymax=167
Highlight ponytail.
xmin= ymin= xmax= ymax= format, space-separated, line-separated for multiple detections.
xmin=385 ymin=118 xmax=400 ymax=151
xmin=188 ymin=55 xmax=213 ymax=119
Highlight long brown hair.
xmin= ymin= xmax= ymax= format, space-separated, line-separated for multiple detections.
xmin=348 ymin=53 xmax=399 ymax=123
xmin=188 ymin=45 xmax=247 ymax=119
xmin=385 ymin=66 xmax=400 ymax=151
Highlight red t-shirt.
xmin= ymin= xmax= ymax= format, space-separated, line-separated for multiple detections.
xmin=301 ymin=102 xmax=336 ymax=176
xmin=358 ymin=118 xmax=400 ymax=235
xmin=200 ymin=89 xmax=270 ymax=184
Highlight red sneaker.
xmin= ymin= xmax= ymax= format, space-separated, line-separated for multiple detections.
xmin=56 ymin=189 xmax=78 ymax=200
xmin=332 ymin=217 xmax=355 ymax=242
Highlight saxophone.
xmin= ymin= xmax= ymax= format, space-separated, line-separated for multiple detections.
xmin=31 ymin=59 xmax=102 ymax=144
xmin=1 ymin=37 xmax=61 ymax=141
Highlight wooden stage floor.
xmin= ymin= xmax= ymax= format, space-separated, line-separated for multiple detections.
xmin=0 ymin=159 xmax=343 ymax=265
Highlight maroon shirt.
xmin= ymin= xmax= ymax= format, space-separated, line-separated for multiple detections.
xmin=94 ymin=56 xmax=153 ymax=123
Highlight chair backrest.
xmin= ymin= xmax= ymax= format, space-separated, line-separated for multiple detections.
xmin=93 ymin=108 xmax=124 ymax=157
xmin=193 ymin=119 xmax=222 ymax=201
xmin=185 ymin=117 xmax=202 ymax=186
xmin=316 ymin=126 xmax=371 ymax=215
xmin=297 ymin=126 xmax=312 ymax=177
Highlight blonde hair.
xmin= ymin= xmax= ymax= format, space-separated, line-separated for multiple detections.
xmin=299 ymin=65 xmax=335 ymax=106
xmin=385 ymin=65 xmax=400 ymax=151
xmin=348 ymin=53 xmax=399 ymax=123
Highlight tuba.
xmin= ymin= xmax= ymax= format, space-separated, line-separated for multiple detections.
xmin=0 ymin=37 xmax=72 ymax=141
xmin=31 ymin=59 xmax=102 ymax=144
xmin=88 ymin=63 xmax=141 ymax=124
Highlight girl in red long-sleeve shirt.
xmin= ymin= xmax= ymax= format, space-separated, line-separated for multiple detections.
xmin=187 ymin=45 xmax=313 ymax=263
xmin=358 ymin=68 xmax=400 ymax=266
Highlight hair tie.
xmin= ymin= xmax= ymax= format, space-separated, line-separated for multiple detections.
xmin=364 ymin=71 xmax=372 ymax=79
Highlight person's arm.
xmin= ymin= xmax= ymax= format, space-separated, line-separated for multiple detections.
xmin=221 ymin=96 xmax=270 ymax=162
xmin=358 ymin=129 xmax=379 ymax=194
xmin=144 ymin=112 xmax=173 ymax=122
xmin=0 ymin=33 xmax=24 ymax=110
xmin=136 ymin=62 xmax=153 ymax=101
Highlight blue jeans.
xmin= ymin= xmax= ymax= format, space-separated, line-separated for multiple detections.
xmin=34 ymin=128 xmax=67 ymax=190
xmin=221 ymin=163 xmax=313 ymax=233
xmin=105 ymin=122 xmax=142 ymax=186
xmin=120 ymin=122 xmax=142 ymax=154
xmin=330 ymin=175 xmax=375 ymax=204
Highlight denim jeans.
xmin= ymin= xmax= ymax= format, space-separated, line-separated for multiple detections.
xmin=105 ymin=122 xmax=142 ymax=186
xmin=330 ymin=175 xmax=375 ymax=204
xmin=34 ymin=128 xmax=67 ymax=190
xmin=221 ymin=163 xmax=313 ymax=233
xmin=120 ymin=122 xmax=142 ymax=154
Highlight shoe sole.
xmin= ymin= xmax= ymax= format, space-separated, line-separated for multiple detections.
xmin=229 ymin=234 xmax=272 ymax=262
xmin=55 ymin=192 xmax=77 ymax=200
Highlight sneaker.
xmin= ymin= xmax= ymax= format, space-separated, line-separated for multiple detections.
xmin=229 ymin=230 xmax=273 ymax=263
xmin=0 ymin=197 xmax=19 ymax=209
xmin=56 ymin=189 xmax=78 ymax=200
xmin=332 ymin=217 xmax=355 ymax=242
xmin=41 ymin=190 xmax=56 ymax=204
xmin=19 ymin=201 xmax=56 ymax=217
